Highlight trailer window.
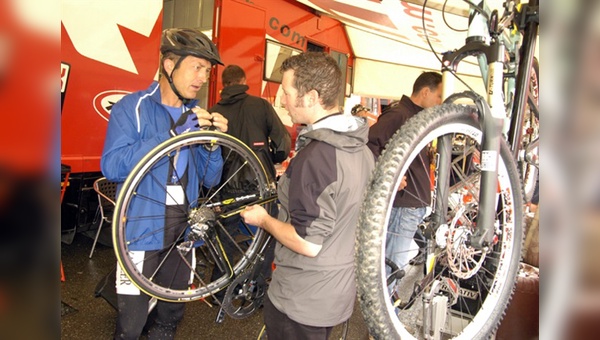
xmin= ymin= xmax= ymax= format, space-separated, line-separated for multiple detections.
xmin=330 ymin=50 xmax=349 ymax=102
xmin=307 ymin=41 xmax=325 ymax=52
xmin=264 ymin=40 xmax=302 ymax=83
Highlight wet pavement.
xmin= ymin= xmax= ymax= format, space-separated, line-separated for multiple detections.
xmin=60 ymin=233 xmax=371 ymax=339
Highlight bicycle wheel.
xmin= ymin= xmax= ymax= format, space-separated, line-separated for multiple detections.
xmin=356 ymin=104 xmax=524 ymax=339
xmin=112 ymin=131 xmax=275 ymax=302
xmin=521 ymin=56 xmax=539 ymax=202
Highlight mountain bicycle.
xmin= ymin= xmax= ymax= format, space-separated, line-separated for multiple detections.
xmin=355 ymin=0 xmax=539 ymax=339
xmin=111 ymin=130 xmax=279 ymax=319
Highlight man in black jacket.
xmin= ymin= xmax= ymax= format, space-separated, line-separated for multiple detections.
xmin=367 ymin=72 xmax=442 ymax=274
xmin=208 ymin=64 xmax=291 ymax=323
xmin=210 ymin=64 xmax=291 ymax=180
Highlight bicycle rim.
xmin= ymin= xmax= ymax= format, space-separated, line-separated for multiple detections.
xmin=356 ymin=104 xmax=524 ymax=339
xmin=113 ymin=131 xmax=274 ymax=302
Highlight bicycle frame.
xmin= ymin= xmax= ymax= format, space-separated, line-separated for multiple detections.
xmin=434 ymin=0 xmax=539 ymax=248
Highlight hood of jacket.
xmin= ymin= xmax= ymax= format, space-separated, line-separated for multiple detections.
xmin=217 ymin=84 xmax=249 ymax=105
xmin=295 ymin=113 xmax=370 ymax=153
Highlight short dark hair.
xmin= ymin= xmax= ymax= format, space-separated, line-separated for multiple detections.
xmin=222 ymin=64 xmax=246 ymax=87
xmin=412 ymin=72 xmax=442 ymax=95
xmin=280 ymin=52 xmax=342 ymax=110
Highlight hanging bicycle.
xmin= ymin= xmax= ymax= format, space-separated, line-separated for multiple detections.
xmin=355 ymin=0 xmax=539 ymax=339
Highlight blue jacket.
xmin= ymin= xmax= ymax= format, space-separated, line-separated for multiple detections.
xmin=101 ymin=82 xmax=223 ymax=250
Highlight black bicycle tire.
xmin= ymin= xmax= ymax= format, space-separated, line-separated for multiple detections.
xmin=356 ymin=104 xmax=524 ymax=339
xmin=112 ymin=130 xmax=272 ymax=302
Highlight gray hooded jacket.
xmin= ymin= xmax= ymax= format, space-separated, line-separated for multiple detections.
xmin=268 ymin=113 xmax=375 ymax=327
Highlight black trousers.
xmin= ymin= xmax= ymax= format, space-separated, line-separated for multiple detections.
xmin=114 ymin=249 xmax=192 ymax=340
xmin=263 ymin=295 xmax=334 ymax=340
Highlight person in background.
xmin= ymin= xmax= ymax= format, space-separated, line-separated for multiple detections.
xmin=351 ymin=103 xmax=370 ymax=118
xmin=101 ymin=28 xmax=228 ymax=340
xmin=351 ymin=103 xmax=377 ymax=126
xmin=240 ymin=52 xmax=374 ymax=339
xmin=527 ymin=174 xmax=539 ymax=214
xmin=208 ymin=64 xmax=291 ymax=323
xmin=367 ymin=71 xmax=442 ymax=274
xmin=209 ymin=64 xmax=291 ymax=182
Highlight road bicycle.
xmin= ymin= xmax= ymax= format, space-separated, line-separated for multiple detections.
xmin=355 ymin=0 xmax=538 ymax=339
xmin=111 ymin=130 xmax=279 ymax=319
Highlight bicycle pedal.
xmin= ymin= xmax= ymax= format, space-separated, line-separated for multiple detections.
xmin=215 ymin=306 xmax=226 ymax=324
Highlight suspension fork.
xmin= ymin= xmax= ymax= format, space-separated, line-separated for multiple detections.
xmin=436 ymin=37 xmax=506 ymax=249
xmin=507 ymin=0 xmax=539 ymax=158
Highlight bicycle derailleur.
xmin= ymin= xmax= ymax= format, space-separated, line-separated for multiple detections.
xmin=176 ymin=206 xmax=216 ymax=254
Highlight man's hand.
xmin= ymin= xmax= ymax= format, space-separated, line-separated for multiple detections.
xmin=170 ymin=107 xmax=229 ymax=136
xmin=170 ymin=109 xmax=199 ymax=136
xmin=206 ymin=111 xmax=228 ymax=133
xmin=398 ymin=175 xmax=407 ymax=191
xmin=240 ymin=204 xmax=268 ymax=228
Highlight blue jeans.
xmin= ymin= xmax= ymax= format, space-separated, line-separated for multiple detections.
xmin=386 ymin=207 xmax=427 ymax=271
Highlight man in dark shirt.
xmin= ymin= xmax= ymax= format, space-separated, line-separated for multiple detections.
xmin=208 ymin=65 xmax=291 ymax=323
xmin=209 ymin=64 xmax=290 ymax=181
xmin=367 ymin=71 xmax=442 ymax=272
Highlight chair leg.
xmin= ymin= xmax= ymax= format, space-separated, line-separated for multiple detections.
xmin=89 ymin=220 xmax=105 ymax=258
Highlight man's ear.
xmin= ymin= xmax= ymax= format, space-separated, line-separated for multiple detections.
xmin=307 ymin=89 xmax=319 ymax=107
xmin=163 ymin=58 xmax=174 ymax=75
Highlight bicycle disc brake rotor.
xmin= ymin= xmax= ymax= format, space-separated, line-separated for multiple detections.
xmin=445 ymin=205 xmax=487 ymax=280
xmin=222 ymin=271 xmax=265 ymax=319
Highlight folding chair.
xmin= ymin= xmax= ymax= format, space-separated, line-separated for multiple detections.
xmin=90 ymin=177 xmax=117 ymax=258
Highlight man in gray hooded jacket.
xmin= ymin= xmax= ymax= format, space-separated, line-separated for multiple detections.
xmin=241 ymin=52 xmax=374 ymax=339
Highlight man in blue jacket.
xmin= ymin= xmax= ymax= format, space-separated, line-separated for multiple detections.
xmin=101 ymin=28 xmax=228 ymax=340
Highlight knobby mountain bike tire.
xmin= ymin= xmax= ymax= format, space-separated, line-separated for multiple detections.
xmin=112 ymin=131 xmax=274 ymax=302
xmin=356 ymin=104 xmax=524 ymax=339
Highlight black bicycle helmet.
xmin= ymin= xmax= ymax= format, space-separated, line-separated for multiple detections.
xmin=161 ymin=28 xmax=223 ymax=66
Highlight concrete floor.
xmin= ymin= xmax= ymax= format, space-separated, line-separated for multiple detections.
xmin=60 ymin=233 xmax=371 ymax=340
